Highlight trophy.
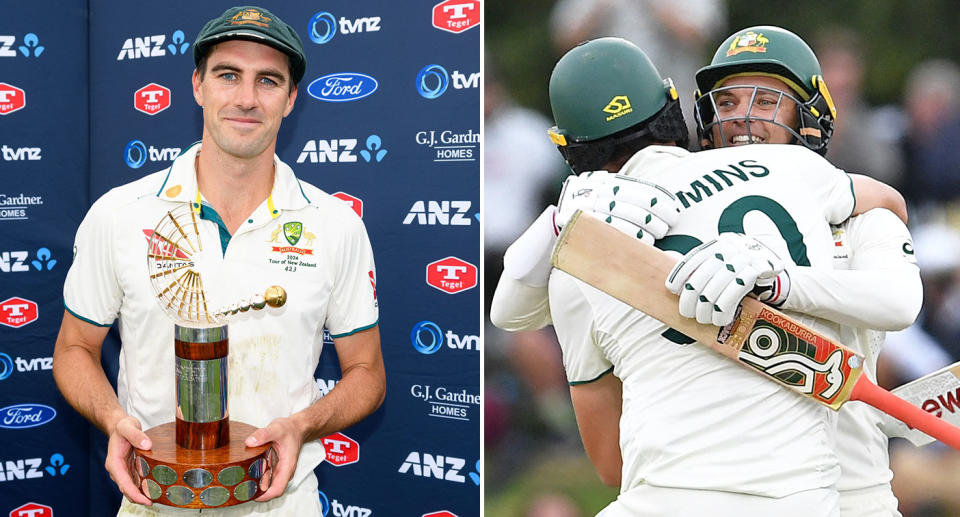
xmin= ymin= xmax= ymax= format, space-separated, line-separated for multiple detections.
xmin=131 ymin=203 xmax=286 ymax=508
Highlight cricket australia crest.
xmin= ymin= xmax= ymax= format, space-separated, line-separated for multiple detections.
xmin=283 ymin=221 xmax=302 ymax=246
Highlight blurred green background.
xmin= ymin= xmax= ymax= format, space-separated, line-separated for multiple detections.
xmin=485 ymin=1 xmax=960 ymax=516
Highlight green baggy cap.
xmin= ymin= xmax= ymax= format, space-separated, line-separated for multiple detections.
xmin=194 ymin=6 xmax=306 ymax=84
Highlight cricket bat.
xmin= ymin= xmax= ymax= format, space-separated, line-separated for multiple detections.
xmin=552 ymin=210 xmax=960 ymax=450
xmin=881 ymin=362 xmax=960 ymax=446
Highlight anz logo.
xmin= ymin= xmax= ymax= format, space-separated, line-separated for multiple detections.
xmin=0 ymin=33 xmax=44 ymax=58
xmin=297 ymin=135 xmax=387 ymax=164
xmin=117 ymin=30 xmax=190 ymax=60
xmin=404 ymin=201 xmax=472 ymax=226
xmin=398 ymin=452 xmax=480 ymax=485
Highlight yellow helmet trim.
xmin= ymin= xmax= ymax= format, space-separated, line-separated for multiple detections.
xmin=548 ymin=128 xmax=568 ymax=146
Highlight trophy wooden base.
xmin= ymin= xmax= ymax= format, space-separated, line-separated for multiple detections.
xmin=132 ymin=421 xmax=272 ymax=508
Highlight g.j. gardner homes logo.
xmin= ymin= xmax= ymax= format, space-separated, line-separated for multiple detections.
xmin=268 ymin=222 xmax=315 ymax=255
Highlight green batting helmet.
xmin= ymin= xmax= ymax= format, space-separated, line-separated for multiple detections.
xmin=694 ymin=26 xmax=837 ymax=155
xmin=548 ymin=38 xmax=688 ymax=173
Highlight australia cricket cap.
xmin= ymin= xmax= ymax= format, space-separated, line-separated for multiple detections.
xmin=194 ymin=5 xmax=306 ymax=84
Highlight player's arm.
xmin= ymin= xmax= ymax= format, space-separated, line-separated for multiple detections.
xmin=490 ymin=206 xmax=557 ymax=331
xmin=549 ymin=270 xmax=622 ymax=485
xmin=53 ymin=311 xmax=153 ymax=505
xmin=250 ymin=325 xmax=384 ymax=501
xmin=667 ymin=209 xmax=921 ymax=330
xmin=570 ymin=371 xmax=623 ymax=486
xmin=781 ymin=208 xmax=921 ymax=330
xmin=850 ymin=173 xmax=908 ymax=225
xmin=492 ymin=171 xmax=681 ymax=331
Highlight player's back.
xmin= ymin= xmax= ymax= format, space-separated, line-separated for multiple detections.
xmin=609 ymin=143 xmax=853 ymax=496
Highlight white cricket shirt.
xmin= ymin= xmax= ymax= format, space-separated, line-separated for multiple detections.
xmin=551 ymin=144 xmax=856 ymax=497
xmin=63 ymin=143 xmax=378 ymax=487
xmin=829 ymin=209 xmax=918 ymax=495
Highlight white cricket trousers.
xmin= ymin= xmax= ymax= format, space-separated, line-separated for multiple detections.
xmin=839 ymin=485 xmax=901 ymax=517
xmin=596 ymin=485 xmax=840 ymax=517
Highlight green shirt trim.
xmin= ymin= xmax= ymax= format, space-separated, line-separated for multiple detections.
xmin=64 ymin=302 xmax=112 ymax=328
xmin=330 ymin=320 xmax=379 ymax=339
xmin=569 ymin=366 xmax=614 ymax=386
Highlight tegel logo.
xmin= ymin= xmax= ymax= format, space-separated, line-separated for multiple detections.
xmin=426 ymin=256 xmax=477 ymax=294
xmin=321 ymin=432 xmax=359 ymax=467
xmin=411 ymin=384 xmax=480 ymax=422
xmin=0 ymin=83 xmax=26 ymax=115
xmin=398 ymin=452 xmax=472 ymax=484
xmin=1 ymin=145 xmax=41 ymax=161
xmin=332 ymin=192 xmax=363 ymax=219
xmin=432 ymin=0 xmax=480 ymax=34
xmin=404 ymin=201 xmax=472 ymax=226
xmin=415 ymin=129 xmax=479 ymax=162
xmin=423 ymin=512 xmax=459 ymax=517
xmin=0 ymin=33 xmax=45 ymax=58
xmin=117 ymin=30 xmax=190 ymax=60
xmin=134 ymin=83 xmax=171 ymax=115
xmin=0 ymin=297 xmax=38 ymax=328
xmin=307 ymin=73 xmax=378 ymax=102
xmin=124 ymin=140 xmax=181 ymax=169
xmin=308 ymin=11 xmax=381 ymax=44
xmin=0 ymin=404 xmax=56 ymax=429
xmin=9 ymin=502 xmax=53 ymax=517
xmin=416 ymin=65 xmax=478 ymax=99
xmin=410 ymin=321 xmax=480 ymax=354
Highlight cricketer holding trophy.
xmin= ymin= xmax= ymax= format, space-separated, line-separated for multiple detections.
xmin=53 ymin=6 xmax=384 ymax=515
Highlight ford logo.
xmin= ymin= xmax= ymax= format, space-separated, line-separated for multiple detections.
xmin=307 ymin=73 xmax=379 ymax=102
xmin=0 ymin=403 xmax=57 ymax=429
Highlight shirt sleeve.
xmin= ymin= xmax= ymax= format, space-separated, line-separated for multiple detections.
xmin=809 ymin=153 xmax=856 ymax=225
xmin=62 ymin=196 xmax=122 ymax=326
xmin=490 ymin=276 xmax=552 ymax=331
xmin=325 ymin=213 xmax=379 ymax=338
xmin=548 ymin=270 xmax=613 ymax=384
xmin=781 ymin=208 xmax=921 ymax=331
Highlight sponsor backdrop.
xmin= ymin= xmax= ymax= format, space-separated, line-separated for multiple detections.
xmin=2 ymin=2 xmax=480 ymax=516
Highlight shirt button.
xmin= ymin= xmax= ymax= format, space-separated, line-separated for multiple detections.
xmin=247 ymin=219 xmax=254 ymax=224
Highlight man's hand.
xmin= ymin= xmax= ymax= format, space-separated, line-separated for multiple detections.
xmin=106 ymin=415 xmax=152 ymax=505
xmin=556 ymin=170 xmax=680 ymax=244
xmin=246 ymin=416 xmax=304 ymax=502
xmin=665 ymin=233 xmax=789 ymax=326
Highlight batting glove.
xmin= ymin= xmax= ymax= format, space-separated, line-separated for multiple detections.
xmin=555 ymin=170 xmax=681 ymax=244
xmin=665 ymin=233 xmax=789 ymax=326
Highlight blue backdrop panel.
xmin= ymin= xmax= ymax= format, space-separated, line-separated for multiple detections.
xmin=3 ymin=1 xmax=480 ymax=516
xmin=0 ymin=2 xmax=92 ymax=516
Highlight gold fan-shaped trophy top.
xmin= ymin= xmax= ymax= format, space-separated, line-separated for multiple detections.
xmin=147 ymin=203 xmax=285 ymax=325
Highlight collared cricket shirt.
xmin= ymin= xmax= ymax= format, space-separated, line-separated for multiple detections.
xmin=63 ymin=143 xmax=378 ymax=486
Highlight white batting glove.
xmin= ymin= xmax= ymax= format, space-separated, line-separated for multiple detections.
xmin=665 ymin=233 xmax=790 ymax=326
xmin=556 ymin=170 xmax=680 ymax=244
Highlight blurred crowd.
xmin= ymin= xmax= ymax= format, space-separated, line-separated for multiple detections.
xmin=484 ymin=2 xmax=960 ymax=516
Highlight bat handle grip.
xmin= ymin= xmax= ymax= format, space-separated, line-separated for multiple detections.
xmin=850 ymin=375 xmax=960 ymax=450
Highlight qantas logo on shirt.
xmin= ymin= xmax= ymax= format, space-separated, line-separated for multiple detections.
xmin=143 ymin=230 xmax=189 ymax=259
